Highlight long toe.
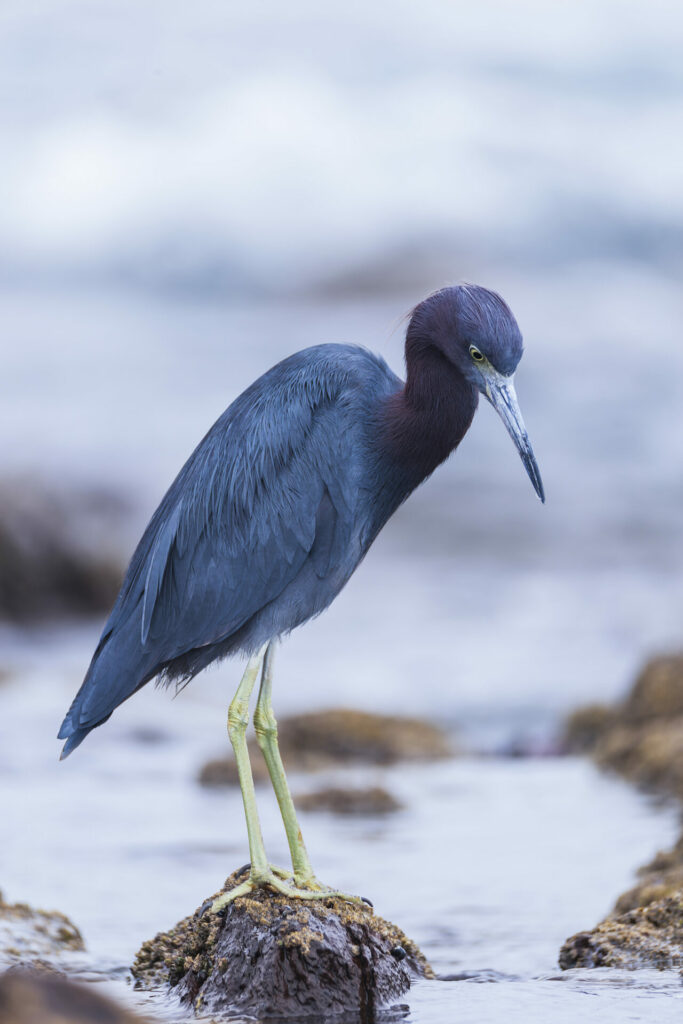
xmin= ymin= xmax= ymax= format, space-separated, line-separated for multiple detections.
xmin=267 ymin=873 xmax=367 ymax=907
xmin=211 ymin=880 xmax=254 ymax=913
xmin=211 ymin=868 xmax=367 ymax=913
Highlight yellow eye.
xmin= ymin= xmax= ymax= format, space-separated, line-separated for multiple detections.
xmin=469 ymin=346 xmax=484 ymax=362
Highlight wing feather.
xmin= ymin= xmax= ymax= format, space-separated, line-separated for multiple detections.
xmin=59 ymin=344 xmax=398 ymax=750
xmin=141 ymin=501 xmax=183 ymax=645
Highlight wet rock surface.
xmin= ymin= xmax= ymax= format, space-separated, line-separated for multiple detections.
xmin=198 ymin=708 xmax=453 ymax=787
xmin=0 ymin=968 xmax=150 ymax=1024
xmin=561 ymin=652 xmax=683 ymax=969
xmin=0 ymin=893 xmax=84 ymax=963
xmin=294 ymin=785 xmax=403 ymax=816
xmin=0 ymin=478 xmax=127 ymax=622
xmin=559 ymin=893 xmax=683 ymax=970
xmin=133 ymin=867 xmax=431 ymax=1019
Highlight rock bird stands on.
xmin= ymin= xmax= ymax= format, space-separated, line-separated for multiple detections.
xmin=60 ymin=284 xmax=544 ymax=909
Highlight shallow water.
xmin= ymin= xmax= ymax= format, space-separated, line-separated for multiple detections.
xmin=1 ymin=636 xmax=683 ymax=1022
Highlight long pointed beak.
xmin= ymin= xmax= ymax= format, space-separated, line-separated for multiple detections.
xmin=484 ymin=377 xmax=545 ymax=503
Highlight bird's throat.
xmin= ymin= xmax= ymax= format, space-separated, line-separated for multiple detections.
xmin=381 ymin=342 xmax=478 ymax=485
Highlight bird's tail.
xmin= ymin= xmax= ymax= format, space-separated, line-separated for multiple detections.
xmin=58 ymin=724 xmax=98 ymax=759
xmin=57 ymin=615 xmax=155 ymax=758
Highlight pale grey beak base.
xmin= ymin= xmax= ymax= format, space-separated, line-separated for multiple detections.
xmin=484 ymin=377 xmax=545 ymax=503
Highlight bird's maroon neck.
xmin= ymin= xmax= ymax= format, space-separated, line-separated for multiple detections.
xmin=380 ymin=337 xmax=478 ymax=484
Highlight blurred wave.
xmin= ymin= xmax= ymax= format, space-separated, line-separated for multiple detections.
xmin=1 ymin=1 xmax=682 ymax=294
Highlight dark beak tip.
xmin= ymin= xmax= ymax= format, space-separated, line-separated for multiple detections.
xmin=533 ymin=472 xmax=545 ymax=504
xmin=534 ymin=472 xmax=546 ymax=504
xmin=521 ymin=452 xmax=545 ymax=505
xmin=487 ymin=380 xmax=544 ymax=505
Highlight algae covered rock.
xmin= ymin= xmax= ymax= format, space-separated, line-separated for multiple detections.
xmin=562 ymin=653 xmax=683 ymax=800
xmin=294 ymin=785 xmax=403 ymax=816
xmin=198 ymin=708 xmax=453 ymax=788
xmin=563 ymin=653 xmax=683 ymax=756
xmin=563 ymin=653 xmax=683 ymax=799
xmin=560 ymin=892 xmax=683 ymax=970
xmin=0 ymin=969 xmax=150 ymax=1024
xmin=133 ymin=867 xmax=431 ymax=1018
xmin=0 ymin=893 xmax=84 ymax=964
xmin=613 ymin=836 xmax=683 ymax=914
xmin=276 ymin=709 xmax=452 ymax=764
xmin=594 ymin=719 xmax=683 ymax=800
xmin=560 ymin=654 xmax=683 ymax=969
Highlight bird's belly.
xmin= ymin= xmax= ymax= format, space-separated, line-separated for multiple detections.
xmin=232 ymin=544 xmax=363 ymax=654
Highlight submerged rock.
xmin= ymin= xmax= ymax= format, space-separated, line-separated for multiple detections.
xmin=198 ymin=708 xmax=453 ymax=787
xmin=0 ymin=969 xmax=149 ymax=1024
xmin=294 ymin=785 xmax=403 ymax=816
xmin=133 ymin=867 xmax=431 ymax=1019
xmin=559 ymin=893 xmax=683 ymax=970
xmin=0 ymin=893 xmax=84 ymax=964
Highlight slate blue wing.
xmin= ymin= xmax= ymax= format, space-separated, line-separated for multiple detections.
xmin=58 ymin=345 xmax=396 ymax=755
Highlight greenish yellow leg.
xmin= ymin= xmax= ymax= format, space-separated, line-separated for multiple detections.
xmin=253 ymin=641 xmax=315 ymax=886
xmin=212 ymin=641 xmax=367 ymax=914
xmin=222 ymin=644 xmax=270 ymax=880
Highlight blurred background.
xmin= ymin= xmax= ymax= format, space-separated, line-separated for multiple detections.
xmin=1 ymin=0 xmax=682 ymax=738
xmin=1 ymin=2 xmax=683 ymax=1013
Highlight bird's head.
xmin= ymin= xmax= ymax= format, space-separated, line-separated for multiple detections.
xmin=408 ymin=283 xmax=545 ymax=502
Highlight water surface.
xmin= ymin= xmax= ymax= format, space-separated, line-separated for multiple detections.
xmin=1 ymin=638 xmax=682 ymax=1022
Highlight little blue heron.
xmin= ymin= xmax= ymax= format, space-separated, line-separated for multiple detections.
xmin=59 ymin=284 xmax=544 ymax=910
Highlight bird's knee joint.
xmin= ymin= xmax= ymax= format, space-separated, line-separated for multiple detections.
xmin=253 ymin=708 xmax=278 ymax=745
xmin=228 ymin=700 xmax=250 ymax=738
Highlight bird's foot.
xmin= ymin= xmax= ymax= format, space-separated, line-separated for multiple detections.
xmin=211 ymin=864 xmax=368 ymax=914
